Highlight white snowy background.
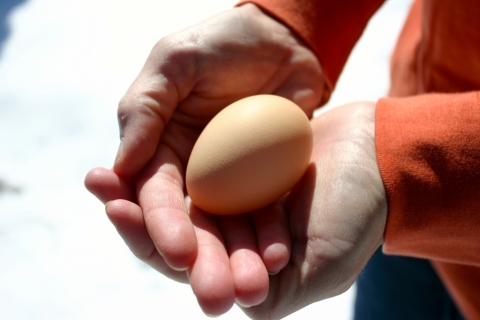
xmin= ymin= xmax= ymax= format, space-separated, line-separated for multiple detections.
xmin=0 ymin=0 xmax=411 ymax=319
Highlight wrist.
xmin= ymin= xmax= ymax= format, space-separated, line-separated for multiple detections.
xmin=311 ymin=101 xmax=387 ymax=248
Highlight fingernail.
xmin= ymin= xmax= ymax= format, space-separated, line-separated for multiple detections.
xmin=165 ymin=260 xmax=188 ymax=272
xmin=201 ymin=308 xmax=220 ymax=318
xmin=105 ymin=201 xmax=111 ymax=211
xmin=235 ymin=299 xmax=253 ymax=308
xmin=114 ymin=140 xmax=124 ymax=164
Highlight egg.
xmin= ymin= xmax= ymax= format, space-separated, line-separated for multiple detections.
xmin=186 ymin=95 xmax=312 ymax=215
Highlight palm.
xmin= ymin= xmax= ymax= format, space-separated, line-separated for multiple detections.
xmin=244 ymin=102 xmax=387 ymax=319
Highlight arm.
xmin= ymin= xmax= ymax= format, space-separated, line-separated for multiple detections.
xmin=377 ymin=91 xmax=480 ymax=265
xmin=377 ymin=91 xmax=480 ymax=320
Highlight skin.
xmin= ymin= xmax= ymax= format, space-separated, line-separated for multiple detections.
xmin=85 ymin=3 xmax=387 ymax=318
xmin=243 ymin=102 xmax=387 ymax=319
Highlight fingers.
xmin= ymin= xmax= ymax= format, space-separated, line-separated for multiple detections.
xmin=186 ymin=202 xmax=289 ymax=312
xmin=188 ymin=201 xmax=290 ymax=311
xmin=137 ymin=144 xmax=197 ymax=271
xmin=84 ymin=167 xmax=136 ymax=204
xmin=219 ymin=214 xmax=269 ymax=308
xmin=187 ymin=205 xmax=236 ymax=316
xmin=106 ymin=199 xmax=188 ymax=283
xmin=85 ymin=167 xmax=189 ymax=282
xmin=251 ymin=202 xmax=291 ymax=275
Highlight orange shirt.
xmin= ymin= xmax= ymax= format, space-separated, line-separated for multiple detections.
xmin=238 ymin=0 xmax=480 ymax=318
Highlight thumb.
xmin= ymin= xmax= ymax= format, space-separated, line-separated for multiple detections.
xmin=113 ymin=91 xmax=165 ymax=179
xmin=113 ymin=48 xmax=194 ymax=178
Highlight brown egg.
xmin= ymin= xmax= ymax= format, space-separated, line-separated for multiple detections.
xmin=186 ymin=95 xmax=312 ymax=215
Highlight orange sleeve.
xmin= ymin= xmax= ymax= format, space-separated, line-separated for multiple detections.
xmin=236 ymin=0 xmax=385 ymax=104
xmin=432 ymin=262 xmax=480 ymax=320
xmin=376 ymin=91 xmax=480 ymax=266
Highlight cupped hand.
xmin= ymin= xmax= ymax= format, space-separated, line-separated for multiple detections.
xmin=85 ymin=3 xmax=325 ymax=316
xmin=114 ymin=3 xmax=324 ymax=178
xmin=242 ymin=102 xmax=388 ymax=319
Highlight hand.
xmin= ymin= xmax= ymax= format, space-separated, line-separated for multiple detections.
xmin=114 ymin=3 xmax=325 ymax=178
xmin=85 ymin=3 xmax=325 ymax=316
xmin=242 ymin=101 xmax=387 ymax=319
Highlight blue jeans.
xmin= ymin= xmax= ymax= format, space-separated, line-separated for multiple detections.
xmin=354 ymin=247 xmax=465 ymax=320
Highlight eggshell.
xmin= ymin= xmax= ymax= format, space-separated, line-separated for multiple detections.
xmin=186 ymin=95 xmax=312 ymax=215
